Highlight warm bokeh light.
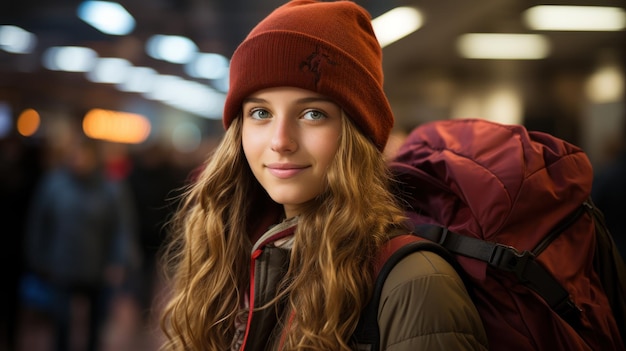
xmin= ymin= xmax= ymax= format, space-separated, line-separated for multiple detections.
xmin=524 ymin=5 xmax=626 ymax=31
xmin=372 ymin=6 xmax=423 ymax=47
xmin=82 ymin=108 xmax=151 ymax=144
xmin=586 ymin=63 xmax=624 ymax=103
xmin=17 ymin=108 xmax=41 ymax=136
xmin=457 ymin=33 xmax=550 ymax=60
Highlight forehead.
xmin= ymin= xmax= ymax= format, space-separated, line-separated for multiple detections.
xmin=246 ymin=86 xmax=331 ymax=101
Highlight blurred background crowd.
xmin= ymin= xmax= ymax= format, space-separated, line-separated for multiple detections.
xmin=1 ymin=0 xmax=625 ymax=350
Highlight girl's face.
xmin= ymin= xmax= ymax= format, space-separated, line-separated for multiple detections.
xmin=242 ymin=86 xmax=342 ymax=219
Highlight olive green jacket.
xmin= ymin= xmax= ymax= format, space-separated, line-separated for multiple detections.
xmin=376 ymin=250 xmax=488 ymax=350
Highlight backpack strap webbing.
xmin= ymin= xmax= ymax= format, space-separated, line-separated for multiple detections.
xmin=414 ymin=223 xmax=583 ymax=329
xmin=587 ymin=198 xmax=626 ymax=344
xmin=353 ymin=235 xmax=457 ymax=351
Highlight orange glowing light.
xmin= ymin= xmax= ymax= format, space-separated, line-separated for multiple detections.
xmin=17 ymin=108 xmax=41 ymax=136
xmin=83 ymin=108 xmax=151 ymax=144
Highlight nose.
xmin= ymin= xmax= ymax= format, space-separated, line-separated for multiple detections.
xmin=270 ymin=116 xmax=297 ymax=153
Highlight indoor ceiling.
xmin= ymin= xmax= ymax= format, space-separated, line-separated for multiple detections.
xmin=1 ymin=0 xmax=625 ymax=133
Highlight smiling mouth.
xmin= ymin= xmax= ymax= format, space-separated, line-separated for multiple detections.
xmin=266 ymin=164 xmax=309 ymax=179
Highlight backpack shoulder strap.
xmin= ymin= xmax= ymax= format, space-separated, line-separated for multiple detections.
xmin=353 ymin=231 xmax=457 ymax=351
xmin=588 ymin=198 xmax=626 ymax=343
xmin=415 ymin=223 xmax=583 ymax=328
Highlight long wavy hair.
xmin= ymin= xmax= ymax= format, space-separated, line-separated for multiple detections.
xmin=160 ymin=113 xmax=408 ymax=351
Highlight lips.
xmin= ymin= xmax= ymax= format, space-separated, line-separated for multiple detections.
xmin=265 ymin=163 xmax=309 ymax=179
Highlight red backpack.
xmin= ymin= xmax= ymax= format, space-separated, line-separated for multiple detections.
xmin=354 ymin=119 xmax=626 ymax=350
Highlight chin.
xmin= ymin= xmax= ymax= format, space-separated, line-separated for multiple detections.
xmin=268 ymin=193 xmax=312 ymax=208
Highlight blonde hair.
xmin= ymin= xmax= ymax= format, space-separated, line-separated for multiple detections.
xmin=160 ymin=114 xmax=407 ymax=350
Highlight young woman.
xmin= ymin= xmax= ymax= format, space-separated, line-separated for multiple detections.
xmin=159 ymin=1 xmax=488 ymax=350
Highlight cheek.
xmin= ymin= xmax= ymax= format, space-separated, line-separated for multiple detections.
xmin=311 ymin=132 xmax=341 ymax=168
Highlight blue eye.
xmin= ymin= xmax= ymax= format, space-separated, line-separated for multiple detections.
xmin=250 ymin=109 xmax=271 ymax=120
xmin=303 ymin=110 xmax=326 ymax=121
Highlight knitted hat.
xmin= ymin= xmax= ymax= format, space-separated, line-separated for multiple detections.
xmin=222 ymin=0 xmax=394 ymax=151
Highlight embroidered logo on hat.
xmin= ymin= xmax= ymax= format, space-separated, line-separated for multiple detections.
xmin=300 ymin=46 xmax=337 ymax=87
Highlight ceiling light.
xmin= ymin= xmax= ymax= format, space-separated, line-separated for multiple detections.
xmin=372 ymin=6 xmax=423 ymax=48
xmin=457 ymin=33 xmax=550 ymax=60
xmin=77 ymin=1 xmax=135 ymax=35
xmin=142 ymin=75 xmax=224 ymax=118
xmin=586 ymin=63 xmax=624 ymax=103
xmin=0 ymin=25 xmax=37 ymax=54
xmin=523 ymin=6 xmax=626 ymax=31
xmin=146 ymin=35 xmax=198 ymax=64
xmin=86 ymin=57 xmax=132 ymax=83
xmin=185 ymin=53 xmax=229 ymax=80
xmin=117 ymin=66 xmax=158 ymax=93
xmin=42 ymin=46 xmax=98 ymax=72
xmin=143 ymin=75 xmax=185 ymax=101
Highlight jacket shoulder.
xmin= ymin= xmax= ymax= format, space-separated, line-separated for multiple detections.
xmin=378 ymin=250 xmax=488 ymax=350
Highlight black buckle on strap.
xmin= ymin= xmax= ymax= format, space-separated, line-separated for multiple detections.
xmin=489 ymin=244 xmax=535 ymax=282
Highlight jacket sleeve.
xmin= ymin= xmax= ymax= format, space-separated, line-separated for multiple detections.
xmin=377 ymin=250 xmax=489 ymax=350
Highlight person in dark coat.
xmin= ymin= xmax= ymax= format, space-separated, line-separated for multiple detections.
xmin=24 ymin=136 xmax=136 ymax=351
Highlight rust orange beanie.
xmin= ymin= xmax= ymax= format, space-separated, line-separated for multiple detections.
xmin=222 ymin=0 xmax=394 ymax=151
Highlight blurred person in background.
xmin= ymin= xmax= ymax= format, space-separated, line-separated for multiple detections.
xmin=126 ymin=143 xmax=181 ymax=322
xmin=0 ymin=133 xmax=43 ymax=351
xmin=24 ymin=135 xmax=137 ymax=351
